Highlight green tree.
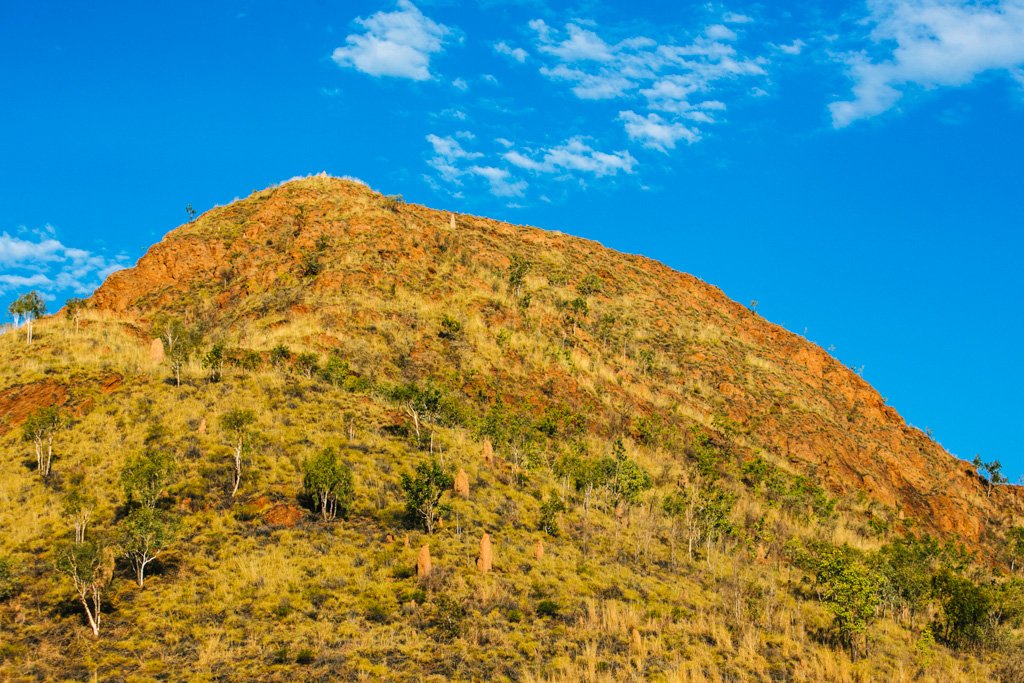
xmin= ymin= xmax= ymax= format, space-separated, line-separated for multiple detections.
xmin=202 ymin=342 xmax=226 ymax=382
xmin=220 ymin=408 xmax=256 ymax=497
xmin=400 ymin=460 xmax=453 ymax=533
xmin=507 ymin=254 xmax=531 ymax=297
xmin=22 ymin=406 xmax=68 ymax=479
xmin=63 ymin=297 xmax=86 ymax=332
xmin=302 ymin=447 xmax=354 ymax=521
xmin=55 ymin=539 xmax=115 ymax=637
xmin=120 ymin=448 xmax=176 ymax=509
xmin=1007 ymin=526 xmax=1024 ymax=574
xmin=152 ymin=315 xmax=202 ymax=386
xmin=119 ymin=507 xmax=176 ymax=588
xmin=269 ymin=343 xmax=292 ymax=370
xmin=972 ymin=455 xmax=1008 ymax=497
xmin=609 ymin=438 xmax=652 ymax=508
xmin=822 ymin=555 xmax=882 ymax=656
xmin=8 ymin=290 xmax=46 ymax=343
xmin=538 ymin=493 xmax=565 ymax=536
xmin=932 ymin=571 xmax=992 ymax=649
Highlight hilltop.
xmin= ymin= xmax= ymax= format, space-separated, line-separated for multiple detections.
xmin=1 ymin=174 xmax=1022 ymax=681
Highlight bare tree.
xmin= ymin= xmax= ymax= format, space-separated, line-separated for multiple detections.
xmin=220 ymin=409 xmax=256 ymax=497
xmin=55 ymin=540 xmax=115 ymax=637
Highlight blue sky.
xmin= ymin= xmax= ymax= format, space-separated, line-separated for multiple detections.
xmin=1 ymin=0 xmax=1022 ymax=479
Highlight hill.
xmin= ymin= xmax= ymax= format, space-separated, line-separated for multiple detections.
xmin=1 ymin=174 xmax=1022 ymax=681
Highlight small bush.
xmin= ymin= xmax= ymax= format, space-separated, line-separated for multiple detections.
xmin=536 ymin=600 xmax=559 ymax=618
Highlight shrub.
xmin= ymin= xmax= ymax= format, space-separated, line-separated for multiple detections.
xmin=401 ymin=460 xmax=453 ymax=533
xmin=536 ymin=600 xmax=559 ymax=617
xmin=302 ymin=447 xmax=354 ymax=521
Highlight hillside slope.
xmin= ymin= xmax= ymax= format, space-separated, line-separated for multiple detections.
xmin=1 ymin=174 xmax=1022 ymax=682
xmin=91 ymin=175 xmax=1022 ymax=543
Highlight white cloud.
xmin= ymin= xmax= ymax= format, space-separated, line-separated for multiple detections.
xmin=504 ymin=137 xmax=636 ymax=176
xmin=526 ymin=16 xmax=769 ymax=142
xmin=331 ymin=0 xmax=449 ymax=81
xmin=775 ymin=39 xmax=805 ymax=55
xmin=619 ymin=111 xmax=700 ymax=151
xmin=494 ymin=41 xmax=529 ymax=63
xmin=0 ymin=229 xmax=128 ymax=297
xmin=723 ymin=12 xmax=753 ymax=24
xmin=469 ymin=166 xmax=527 ymax=196
xmin=426 ymin=133 xmax=483 ymax=182
xmin=831 ymin=0 xmax=1024 ymax=127
xmin=452 ymin=77 xmax=469 ymax=91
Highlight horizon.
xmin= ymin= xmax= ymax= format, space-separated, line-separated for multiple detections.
xmin=2 ymin=0 xmax=1022 ymax=480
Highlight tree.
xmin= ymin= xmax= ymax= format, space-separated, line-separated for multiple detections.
xmin=538 ymin=493 xmax=565 ymax=536
xmin=387 ymin=383 xmax=459 ymax=452
xmin=121 ymin=448 xmax=176 ymax=509
xmin=119 ymin=507 xmax=175 ymax=588
xmin=202 ymin=342 xmax=226 ymax=382
xmin=152 ymin=315 xmax=202 ymax=386
xmin=186 ymin=204 xmax=196 ymax=222
xmin=64 ymin=297 xmax=86 ymax=332
xmin=302 ymin=447 xmax=354 ymax=521
xmin=8 ymin=290 xmax=46 ymax=343
xmin=932 ymin=571 xmax=992 ymax=649
xmin=220 ymin=409 xmax=256 ymax=497
xmin=1008 ymin=527 xmax=1024 ymax=574
xmin=609 ymin=438 xmax=652 ymax=508
xmin=816 ymin=551 xmax=883 ymax=657
xmin=55 ymin=540 xmax=115 ymax=637
xmin=401 ymin=460 xmax=453 ymax=533
xmin=22 ymin=406 xmax=68 ymax=479
xmin=507 ymin=254 xmax=531 ymax=298
xmin=62 ymin=478 xmax=97 ymax=544
xmin=972 ymin=456 xmax=1008 ymax=497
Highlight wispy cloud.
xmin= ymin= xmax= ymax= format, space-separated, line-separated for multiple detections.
xmin=494 ymin=41 xmax=529 ymax=63
xmin=0 ymin=229 xmax=127 ymax=298
xmin=619 ymin=111 xmax=699 ymax=151
xmin=331 ymin=0 xmax=449 ymax=81
xmin=831 ymin=0 xmax=1024 ymax=127
xmin=527 ymin=17 xmax=769 ymax=141
xmin=503 ymin=137 xmax=636 ymax=177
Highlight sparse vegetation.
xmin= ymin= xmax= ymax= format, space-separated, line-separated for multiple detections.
xmin=1 ymin=176 xmax=1021 ymax=680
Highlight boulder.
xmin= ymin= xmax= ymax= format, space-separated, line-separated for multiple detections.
xmin=534 ymin=538 xmax=544 ymax=560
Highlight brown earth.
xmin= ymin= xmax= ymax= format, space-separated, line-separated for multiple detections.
xmin=88 ymin=175 xmax=1023 ymax=546
xmin=0 ymin=373 xmax=123 ymax=434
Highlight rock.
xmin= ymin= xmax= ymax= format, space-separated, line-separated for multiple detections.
xmin=263 ymin=504 xmax=304 ymax=527
xmin=149 ymin=338 xmax=165 ymax=362
xmin=417 ymin=544 xmax=432 ymax=578
xmin=403 ymin=534 xmax=410 ymax=549
xmin=197 ymin=417 xmax=207 ymax=435
xmin=454 ymin=468 xmax=470 ymax=498
xmin=386 ymin=533 xmax=395 ymax=543
xmin=477 ymin=533 xmax=493 ymax=573
xmin=482 ymin=439 xmax=494 ymax=467
xmin=450 ymin=213 xmax=456 ymax=230
xmin=534 ymin=538 xmax=544 ymax=560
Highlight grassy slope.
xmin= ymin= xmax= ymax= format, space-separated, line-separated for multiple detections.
xmin=0 ymin=175 xmax=1021 ymax=680
xmin=0 ymin=316 xmax=1017 ymax=682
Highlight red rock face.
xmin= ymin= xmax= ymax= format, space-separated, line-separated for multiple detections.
xmin=0 ymin=374 xmax=122 ymax=434
xmin=86 ymin=175 xmax=1023 ymax=547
